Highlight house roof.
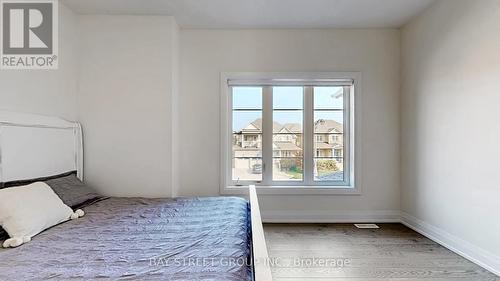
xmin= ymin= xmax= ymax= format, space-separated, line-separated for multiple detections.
xmin=314 ymin=119 xmax=343 ymax=133
xmin=315 ymin=142 xmax=343 ymax=149
xmin=239 ymin=118 xmax=343 ymax=134
xmin=247 ymin=118 xmax=282 ymax=133
xmin=315 ymin=142 xmax=334 ymax=149
xmin=273 ymin=142 xmax=301 ymax=151
xmin=281 ymin=123 xmax=302 ymax=134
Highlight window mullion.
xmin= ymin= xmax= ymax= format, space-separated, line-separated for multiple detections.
xmin=343 ymin=85 xmax=351 ymax=185
xmin=227 ymin=86 xmax=233 ymax=186
xmin=262 ymin=86 xmax=273 ymax=185
xmin=303 ymin=86 xmax=314 ymax=185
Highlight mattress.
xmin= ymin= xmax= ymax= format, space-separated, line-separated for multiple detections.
xmin=0 ymin=196 xmax=252 ymax=280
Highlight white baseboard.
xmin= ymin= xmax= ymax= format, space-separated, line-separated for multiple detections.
xmin=262 ymin=210 xmax=401 ymax=223
xmin=401 ymin=212 xmax=500 ymax=276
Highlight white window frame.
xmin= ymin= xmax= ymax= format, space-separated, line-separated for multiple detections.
xmin=220 ymin=72 xmax=361 ymax=195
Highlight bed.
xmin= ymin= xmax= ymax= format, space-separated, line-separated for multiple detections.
xmin=0 ymin=111 xmax=272 ymax=281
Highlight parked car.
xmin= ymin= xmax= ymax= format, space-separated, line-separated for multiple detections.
xmin=252 ymin=164 xmax=263 ymax=174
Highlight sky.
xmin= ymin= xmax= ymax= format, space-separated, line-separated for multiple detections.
xmin=233 ymin=86 xmax=344 ymax=132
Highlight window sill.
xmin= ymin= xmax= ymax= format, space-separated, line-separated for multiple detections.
xmin=221 ymin=185 xmax=361 ymax=195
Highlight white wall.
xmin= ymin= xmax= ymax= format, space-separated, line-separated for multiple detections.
xmin=401 ymin=0 xmax=500 ymax=272
xmin=180 ymin=29 xmax=401 ymax=217
xmin=0 ymin=4 xmax=78 ymax=120
xmin=77 ymin=16 xmax=179 ymax=197
xmin=171 ymin=22 xmax=181 ymax=198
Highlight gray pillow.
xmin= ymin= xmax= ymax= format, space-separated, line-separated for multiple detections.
xmin=45 ymin=173 xmax=107 ymax=209
xmin=0 ymin=228 xmax=6 ymax=240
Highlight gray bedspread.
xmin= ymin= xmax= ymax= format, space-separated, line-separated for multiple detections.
xmin=0 ymin=197 xmax=252 ymax=281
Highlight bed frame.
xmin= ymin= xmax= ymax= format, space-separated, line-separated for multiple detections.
xmin=0 ymin=111 xmax=83 ymax=183
xmin=0 ymin=110 xmax=273 ymax=281
xmin=249 ymin=185 xmax=273 ymax=280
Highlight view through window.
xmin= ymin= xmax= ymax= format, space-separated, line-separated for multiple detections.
xmin=229 ymin=78 xmax=354 ymax=187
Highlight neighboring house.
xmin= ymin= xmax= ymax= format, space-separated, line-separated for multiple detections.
xmin=233 ymin=120 xmax=262 ymax=149
xmin=273 ymin=122 xmax=302 ymax=158
xmin=313 ymin=119 xmax=344 ymax=163
xmin=233 ymin=118 xmax=343 ymax=172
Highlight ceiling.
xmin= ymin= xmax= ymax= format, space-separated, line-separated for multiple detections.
xmin=62 ymin=0 xmax=435 ymax=29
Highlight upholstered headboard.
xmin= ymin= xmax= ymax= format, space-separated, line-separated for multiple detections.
xmin=0 ymin=111 xmax=83 ymax=184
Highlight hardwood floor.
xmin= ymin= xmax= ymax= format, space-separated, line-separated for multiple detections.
xmin=263 ymin=223 xmax=499 ymax=281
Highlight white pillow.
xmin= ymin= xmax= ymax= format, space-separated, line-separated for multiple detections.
xmin=0 ymin=182 xmax=84 ymax=248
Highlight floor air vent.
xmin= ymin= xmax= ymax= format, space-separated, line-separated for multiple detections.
xmin=354 ymin=224 xmax=379 ymax=229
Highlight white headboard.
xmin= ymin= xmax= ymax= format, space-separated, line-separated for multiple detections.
xmin=0 ymin=111 xmax=83 ymax=183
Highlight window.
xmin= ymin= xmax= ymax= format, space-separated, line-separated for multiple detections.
xmin=222 ymin=73 xmax=358 ymax=193
xmin=232 ymin=87 xmax=262 ymax=182
xmin=273 ymin=87 xmax=303 ymax=181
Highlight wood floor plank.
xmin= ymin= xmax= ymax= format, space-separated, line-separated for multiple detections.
xmin=264 ymin=223 xmax=500 ymax=280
